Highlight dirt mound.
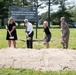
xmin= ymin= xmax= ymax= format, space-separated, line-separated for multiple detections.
xmin=0 ymin=48 xmax=76 ymax=71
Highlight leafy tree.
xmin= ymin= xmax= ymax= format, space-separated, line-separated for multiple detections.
xmin=0 ymin=0 xmax=34 ymax=26
xmin=69 ymin=6 xmax=76 ymax=22
xmin=40 ymin=12 xmax=48 ymax=22
xmin=39 ymin=0 xmax=72 ymax=25
xmin=0 ymin=0 xmax=9 ymax=26
xmin=50 ymin=10 xmax=72 ymax=25
xmin=39 ymin=0 xmax=67 ymax=10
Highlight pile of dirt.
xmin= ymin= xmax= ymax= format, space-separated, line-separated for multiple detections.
xmin=0 ymin=48 xmax=76 ymax=71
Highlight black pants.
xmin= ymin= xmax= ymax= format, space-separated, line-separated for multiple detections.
xmin=26 ymin=31 xmax=34 ymax=48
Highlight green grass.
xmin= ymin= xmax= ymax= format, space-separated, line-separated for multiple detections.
xmin=0 ymin=27 xmax=76 ymax=74
xmin=0 ymin=28 xmax=76 ymax=49
xmin=0 ymin=68 xmax=76 ymax=75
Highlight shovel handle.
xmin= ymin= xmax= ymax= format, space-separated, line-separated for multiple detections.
xmin=7 ymin=30 xmax=12 ymax=36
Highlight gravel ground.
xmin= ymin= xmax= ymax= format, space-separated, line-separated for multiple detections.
xmin=0 ymin=48 xmax=76 ymax=71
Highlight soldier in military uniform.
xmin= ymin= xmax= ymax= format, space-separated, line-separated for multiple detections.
xmin=60 ymin=17 xmax=70 ymax=49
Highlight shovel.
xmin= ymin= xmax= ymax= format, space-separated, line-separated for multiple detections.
xmin=8 ymin=30 xmax=14 ymax=39
xmin=26 ymin=36 xmax=31 ymax=40
xmin=5 ymin=25 xmax=14 ymax=39
xmin=26 ymin=33 xmax=31 ymax=40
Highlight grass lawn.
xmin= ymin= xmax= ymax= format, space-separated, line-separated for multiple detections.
xmin=0 ymin=27 xmax=76 ymax=49
xmin=0 ymin=68 xmax=76 ymax=75
xmin=0 ymin=27 xmax=76 ymax=74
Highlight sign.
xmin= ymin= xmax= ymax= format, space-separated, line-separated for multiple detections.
xmin=9 ymin=6 xmax=37 ymax=21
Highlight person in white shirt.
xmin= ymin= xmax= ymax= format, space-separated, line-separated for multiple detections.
xmin=24 ymin=19 xmax=34 ymax=48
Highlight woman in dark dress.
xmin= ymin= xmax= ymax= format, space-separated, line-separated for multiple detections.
xmin=6 ymin=17 xmax=17 ymax=48
xmin=43 ymin=21 xmax=51 ymax=48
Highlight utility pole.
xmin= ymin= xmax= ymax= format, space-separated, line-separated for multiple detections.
xmin=48 ymin=0 xmax=50 ymax=27
xmin=35 ymin=0 xmax=38 ymax=39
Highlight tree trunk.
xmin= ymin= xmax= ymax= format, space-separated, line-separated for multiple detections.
xmin=1 ymin=18 xmax=4 ymax=26
xmin=18 ymin=22 xmax=20 ymax=26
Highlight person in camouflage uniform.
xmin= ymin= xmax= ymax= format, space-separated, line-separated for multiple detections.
xmin=60 ymin=17 xmax=70 ymax=49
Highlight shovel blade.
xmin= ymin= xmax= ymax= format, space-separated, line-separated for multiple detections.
xmin=9 ymin=36 xmax=14 ymax=39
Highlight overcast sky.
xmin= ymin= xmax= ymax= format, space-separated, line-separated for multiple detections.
xmin=38 ymin=0 xmax=76 ymax=15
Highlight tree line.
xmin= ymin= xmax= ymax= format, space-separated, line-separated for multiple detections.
xmin=39 ymin=0 xmax=76 ymax=25
xmin=0 ymin=0 xmax=76 ymax=26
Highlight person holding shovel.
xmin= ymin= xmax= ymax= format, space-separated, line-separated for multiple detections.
xmin=24 ymin=19 xmax=34 ymax=48
xmin=43 ymin=21 xmax=51 ymax=48
xmin=6 ymin=17 xmax=17 ymax=48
